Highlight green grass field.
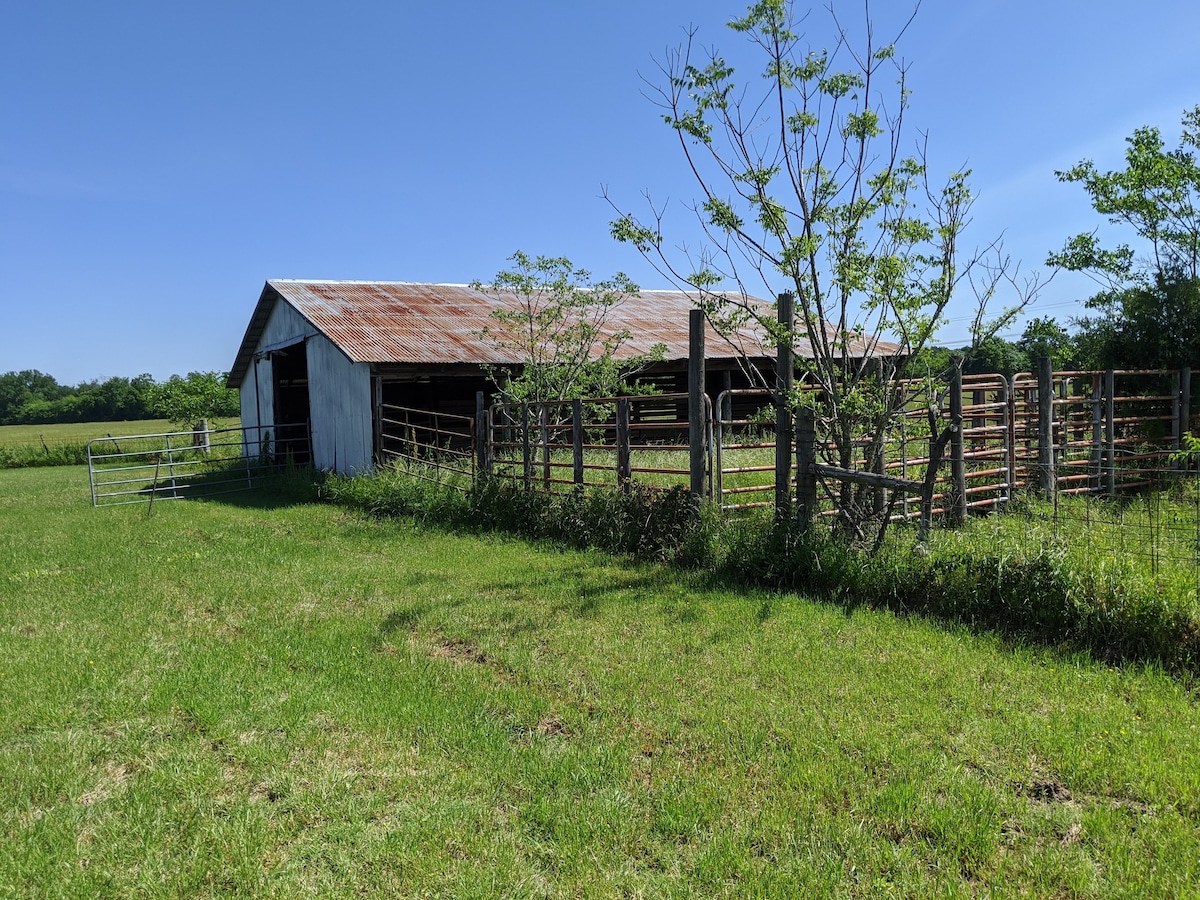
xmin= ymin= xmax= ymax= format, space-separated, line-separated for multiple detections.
xmin=0 ymin=420 xmax=243 ymax=470
xmin=0 ymin=420 xmax=178 ymax=447
xmin=2 ymin=465 xmax=1199 ymax=897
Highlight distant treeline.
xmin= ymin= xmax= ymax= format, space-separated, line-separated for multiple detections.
xmin=0 ymin=370 xmax=239 ymax=426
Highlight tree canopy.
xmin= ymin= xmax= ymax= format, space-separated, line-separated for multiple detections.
xmin=473 ymin=251 xmax=665 ymax=406
xmin=0 ymin=370 xmax=239 ymax=427
xmin=1050 ymin=105 xmax=1200 ymax=371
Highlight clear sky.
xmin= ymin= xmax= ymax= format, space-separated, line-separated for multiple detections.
xmin=2 ymin=0 xmax=1198 ymax=385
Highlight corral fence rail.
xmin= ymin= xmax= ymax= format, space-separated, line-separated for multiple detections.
xmin=379 ymin=403 xmax=476 ymax=486
xmin=485 ymin=392 xmax=710 ymax=494
xmin=87 ymin=423 xmax=308 ymax=507
xmin=419 ymin=365 xmax=1193 ymax=527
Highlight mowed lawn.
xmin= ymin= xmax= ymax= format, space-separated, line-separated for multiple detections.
xmin=1 ymin=467 xmax=1198 ymax=897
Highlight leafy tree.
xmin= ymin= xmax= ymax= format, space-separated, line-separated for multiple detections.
xmin=1049 ymin=105 xmax=1200 ymax=287
xmin=962 ymin=335 xmax=1027 ymax=377
xmin=608 ymin=0 xmax=1040 ymax=542
xmin=1073 ymin=274 xmax=1200 ymax=370
xmin=0 ymin=370 xmax=68 ymax=424
xmin=1050 ymin=105 xmax=1200 ymax=370
xmin=473 ymin=251 xmax=666 ymax=407
xmin=151 ymin=371 xmax=240 ymax=429
xmin=1016 ymin=317 xmax=1077 ymax=371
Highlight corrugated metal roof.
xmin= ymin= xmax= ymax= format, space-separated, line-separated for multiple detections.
xmin=228 ymin=279 xmax=890 ymax=388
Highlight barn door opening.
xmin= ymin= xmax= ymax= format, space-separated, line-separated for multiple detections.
xmin=271 ymin=342 xmax=312 ymax=465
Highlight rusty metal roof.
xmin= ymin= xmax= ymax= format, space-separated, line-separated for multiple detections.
xmin=228 ymin=279 xmax=889 ymax=388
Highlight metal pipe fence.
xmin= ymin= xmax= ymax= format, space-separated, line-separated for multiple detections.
xmin=87 ymin=423 xmax=307 ymax=507
xmin=486 ymin=393 xmax=708 ymax=494
xmin=378 ymin=403 xmax=475 ymax=486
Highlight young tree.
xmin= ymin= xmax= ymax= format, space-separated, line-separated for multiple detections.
xmin=608 ymin=1 xmax=1039 ymax=541
xmin=473 ymin=251 xmax=665 ymax=407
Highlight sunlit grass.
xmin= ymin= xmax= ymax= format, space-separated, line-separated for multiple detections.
xmin=2 ymin=465 xmax=1199 ymax=896
xmin=0 ymin=419 xmax=178 ymax=447
xmin=0 ymin=419 xmax=243 ymax=470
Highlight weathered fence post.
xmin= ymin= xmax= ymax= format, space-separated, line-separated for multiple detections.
xmin=194 ymin=419 xmax=211 ymax=455
xmin=688 ymin=309 xmax=707 ymax=501
xmin=572 ymin=399 xmax=584 ymax=486
xmin=949 ymin=360 xmax=967 ymax=525
xmin=474 ymin=391 xmax=490 ymax=483
xmin=616 ymin=397 xmax=632 ymax=494
xmin=1104 ymin=368 xmax=1116 ymax=497
xmin=540 ymin=405 xmax=551 ymax=489
xmin=796 ymin=407 xmax=818 ymax=531
xmin=521 ymin=402 xmax=532 ymax=491
xmin=1037 ymin=356 xmax=1056 ymax=501
xmin=1090 ymin=375 xmax=1103 ymax=493
xmin=775 ymin=292 xmax=795 ymax=524
xmin=1174 ymin=367 xmax=1191 ymax=462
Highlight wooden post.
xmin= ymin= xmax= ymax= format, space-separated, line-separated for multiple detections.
xmin=1172 ymin=369 xmax=1187 ymax=454
xmin=1037 ymin=356 xmax=1056 ymax=501
xmin=1090 ymin=375 xmax=1103 ymax=493
xmin=1180 ymin=368 xmax=1192 ymax=470
xmin=572 ymin=399 xmax=584 ymax=486
xmin=540 ymin=405 xmax=551 ymax=489
xmin=796 ymin=408 xmax=818 ymax=530
xmin=1105 ymin=369 xmax=1116 ymax=497
xmin=474 ymin=391 xmax=488 ymax=482
xmin=949 ymin=360 xmax=966 ymax=525
xmin=521 ymin=402 xmax=532 ymax=491
xmin=688 ymin=309 xmax=707 ymax=501
xmin=616 ymin=397 xmax=631 ymax=494
xmin=775 ymin=292 xmax=795 ymax=523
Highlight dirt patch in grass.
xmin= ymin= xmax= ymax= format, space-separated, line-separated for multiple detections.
xmin=430 ymin=637 xmax=489 ymax=666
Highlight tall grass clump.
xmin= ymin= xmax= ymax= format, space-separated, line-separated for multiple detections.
xmin=0 ymin=441 xmax=88 ymax=469
xmin=720 ymin=512 xmax=1200 ymax=674
xmin=324 ymin=468 xmax=1200 ymax=674
xmin=323 ymin=467 xmax=714 ymax=563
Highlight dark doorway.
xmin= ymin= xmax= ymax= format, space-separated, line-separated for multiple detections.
xmin=271 ymin=343 xmax=312 ymax=464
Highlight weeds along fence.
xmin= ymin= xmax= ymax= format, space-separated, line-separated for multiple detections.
xmin=376 ymin=393 xmax=710 ymax=494
xmin=87 ymin=423 xmax=308 ymax=507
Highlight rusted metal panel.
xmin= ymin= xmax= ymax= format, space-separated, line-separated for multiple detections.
xmin=229 ymin=279 xmax=894 ymax=389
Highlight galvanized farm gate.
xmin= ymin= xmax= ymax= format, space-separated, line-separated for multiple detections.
xmin=87 ymin=423 xmax=308 ymax=507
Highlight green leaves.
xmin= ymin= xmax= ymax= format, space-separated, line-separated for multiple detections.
xmin=1051 ymin=105 xmax=1200 ymax=284
xmin=703 ymin=196 xmax=745 ymax=233
xmin=474 ymin=252 xmax=658 ymax=406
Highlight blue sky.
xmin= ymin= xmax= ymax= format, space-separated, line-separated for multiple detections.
xmin=2 ymin=0 xmax=1198 ymax=385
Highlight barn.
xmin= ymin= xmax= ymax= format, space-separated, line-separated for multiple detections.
xmin=226 ymin=279 xmax=847 ymax=473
